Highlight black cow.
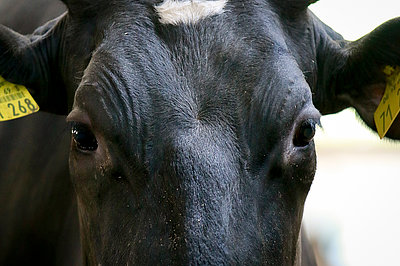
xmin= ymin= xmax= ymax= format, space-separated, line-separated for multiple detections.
xmin=1 ymin=0 xmax=399 ymax=265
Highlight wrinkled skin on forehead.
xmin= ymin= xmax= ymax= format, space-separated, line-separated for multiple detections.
xmin=1 ymin=0 xmax=400 ymax=265
xmin=65 ymin=3 xmax=319 ymax=264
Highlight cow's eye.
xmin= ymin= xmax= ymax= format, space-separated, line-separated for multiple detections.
xmin=294 ymin=119 xmax=316 ymax=147
xmin=71 ymin=122 xmax=98 ymax=152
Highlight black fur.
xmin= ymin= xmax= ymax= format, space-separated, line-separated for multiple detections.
xmin=1 ymin=0 xmax=399 ymax=265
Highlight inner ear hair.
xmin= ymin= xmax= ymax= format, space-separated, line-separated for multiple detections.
xmin=323 ymin=17 xmax=400 ymax=139
xmin=338 ymin=17 xmax=400 ymax=97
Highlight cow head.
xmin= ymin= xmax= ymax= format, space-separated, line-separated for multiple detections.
xmin=1 ymin=0 xmax=399 ymax=264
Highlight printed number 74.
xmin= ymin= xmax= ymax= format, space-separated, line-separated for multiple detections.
xmin=380 ymin=104 xmax=393 ymax=133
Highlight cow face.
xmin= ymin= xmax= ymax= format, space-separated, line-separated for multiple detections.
xmin=0 ymin=0 xmax=399 ymax=264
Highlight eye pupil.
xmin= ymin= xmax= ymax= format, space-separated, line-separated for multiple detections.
xmin=294 ymin=119 xmax=316 ymax=147
xmin=71 ymin=123 xmax=98 ymax=151
xmin=302 ymin=127 xmax=314 ymax=140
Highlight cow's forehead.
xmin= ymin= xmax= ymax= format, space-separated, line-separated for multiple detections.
xmin=154 ymin=0 xmax=228 ymax=25
xmin=72 ymin=0 xmax=316 ymax=150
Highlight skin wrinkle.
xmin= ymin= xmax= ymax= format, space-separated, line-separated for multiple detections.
xmin=11 ymin=2 xmax=312 ymax=264
xmin=3 ymin=0 xmax=400 ymax=265
xmin=146 ymin=14 xmax=260 ymax=264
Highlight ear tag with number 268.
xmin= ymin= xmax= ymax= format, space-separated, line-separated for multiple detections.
xmin=374 ymin=66 xmax=400 ymax=139
xmin=0 ymin=75 xmax=40 ymax=122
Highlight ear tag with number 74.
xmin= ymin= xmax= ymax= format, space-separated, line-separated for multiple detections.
xmin=374 ymin=66 xmax=400 ymax=139
xmin=0 ymin=75 xmax=40 ymax=122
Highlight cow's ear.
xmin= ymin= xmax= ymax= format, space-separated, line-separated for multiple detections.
xmin=60 ymin=0 xmax=95 ymax=17
xmin=272 ymin=0 xmax=319 ymax=15
xmin=315 ymin=17 xmax=400 ymax=139
xmin=0 ymin=13 xmax=68 ymax=114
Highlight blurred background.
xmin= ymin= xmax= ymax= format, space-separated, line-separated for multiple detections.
xmin=305 ymin=1 xmax=400 ymax=265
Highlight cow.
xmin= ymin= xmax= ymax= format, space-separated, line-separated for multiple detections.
xmin=0 ymin=0 xmax=399 ymax=265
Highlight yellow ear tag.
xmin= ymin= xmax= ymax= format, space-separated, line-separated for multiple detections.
xmin=374 ymin=66 xmax=400 ymax=139
xmin=0 ymin=75 xmax=40 ymax=121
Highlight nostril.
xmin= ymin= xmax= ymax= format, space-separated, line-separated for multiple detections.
xmin=293 ymin=119 xmax=317 ymax=147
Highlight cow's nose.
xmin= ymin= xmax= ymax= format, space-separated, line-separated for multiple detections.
xmin=159 ymin=130 xmax=245 ymax=264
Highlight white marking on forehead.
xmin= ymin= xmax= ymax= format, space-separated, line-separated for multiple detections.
xmin=155 ymin=0 xmax=228 ymax=25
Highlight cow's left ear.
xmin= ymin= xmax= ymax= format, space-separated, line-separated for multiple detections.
xmin=315 ymin=17 xmax=400 ymax=139
xmin=0 ymin=13 xmax=68 ymax=114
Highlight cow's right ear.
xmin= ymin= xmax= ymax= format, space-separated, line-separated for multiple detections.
xmin=0 ymin=13 xmax=68 ymax=114
xmin=314 ymin=17 xmax=400 ymax=140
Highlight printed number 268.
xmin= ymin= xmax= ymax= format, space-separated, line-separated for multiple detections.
xmin=8 ymin=99 xmax=37 ymax=117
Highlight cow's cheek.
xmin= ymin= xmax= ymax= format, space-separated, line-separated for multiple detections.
xmin=288 ymin=143 xmax=317 ymax=187
xmin=69 ymin=153 xmax=97 ymax=200
xmin=68 ymin=137 xmax=110 ymax=201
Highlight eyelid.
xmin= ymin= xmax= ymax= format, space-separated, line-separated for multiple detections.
xmin=309 ymin=117 xmax=322 ymax=128
xmin=66 ymin=108 xmax=92 ymax=127
xmin=309 ymin=116 xmax=322 ymax=130
xmin=298 ymin=108 xmax=321 ymax=125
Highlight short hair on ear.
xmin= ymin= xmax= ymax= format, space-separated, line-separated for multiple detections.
xmin=0 ymin=13 xmax=69 ymax=114
xmin=315 ymin=17 xmax=400 ymax=139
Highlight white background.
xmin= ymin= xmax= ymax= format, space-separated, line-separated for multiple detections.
xmin=305 ymin=1 xmax=400 ymax=266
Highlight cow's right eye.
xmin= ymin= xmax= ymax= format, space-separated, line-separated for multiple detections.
xmin=71 ymin=122 xmax=98 ymax=152
xmin=293 ymin=119 xmax=317 ymax=147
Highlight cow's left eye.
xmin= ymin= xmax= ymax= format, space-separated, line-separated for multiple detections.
xmin=294 ymin=119 xmax=316 ymax=147
xmin=71 ymin=122 xmax=98 ymax=152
